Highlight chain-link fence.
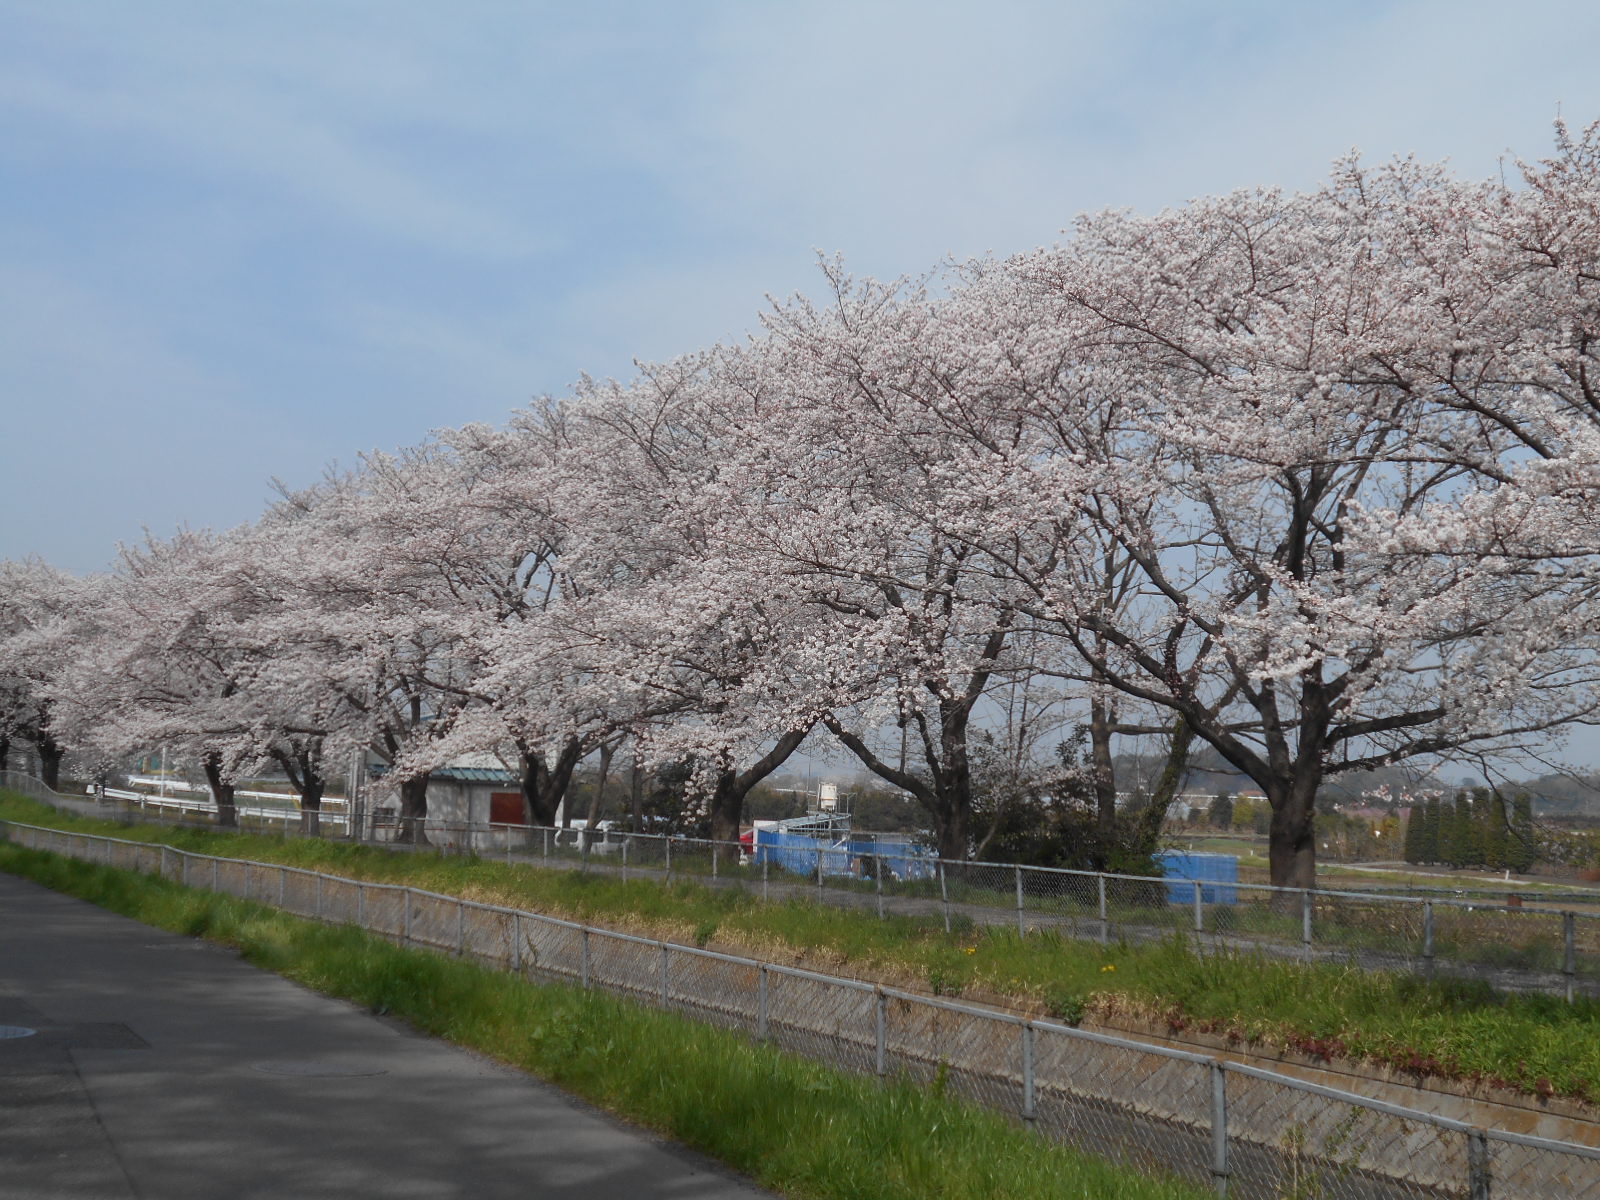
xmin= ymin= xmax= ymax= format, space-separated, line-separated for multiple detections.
xmin=7 ymin=768 xmax=1599 ymax=1003
xmin=7 ymin=814 xmax=1600 ymax=1200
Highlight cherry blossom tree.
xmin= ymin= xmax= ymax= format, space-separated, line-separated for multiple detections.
xmin=260 ymin=463 xmax=483 ymax=844
xmin=538 ymin=361 xmax=823 ymax=850
xmin=50 ymin=531 xmax=268 ymax=823
xmin=933 ymin=154 xmax=1600 ymax=888
xmin=676 ymin=276 xmax=1048 ymax=862
xmin=0 ymin=558 xmax=98 ymax=789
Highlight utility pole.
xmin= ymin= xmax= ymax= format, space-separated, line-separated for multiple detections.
xmin=347 ymin=749 xmax=365 ymax=842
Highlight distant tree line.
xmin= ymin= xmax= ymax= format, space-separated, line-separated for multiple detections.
xmin=1402 ymin=790 xmax=1536 ymax=872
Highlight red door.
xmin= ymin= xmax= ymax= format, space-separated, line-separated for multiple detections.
xmin=489 ymin=792 xmax=527 ymax=825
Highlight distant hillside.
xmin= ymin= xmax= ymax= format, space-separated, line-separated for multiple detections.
xmin=1518 ymin=772 xmax=1600 ymax=817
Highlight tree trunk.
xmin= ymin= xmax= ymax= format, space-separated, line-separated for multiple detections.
xmin=398 ymin=773 xmax=431 ymax=845
xmin=629 ymin=754 xmax=645 ymax=828
xmin=1129 ymin=717 xmax=1194 ymax=859
xmin=521 ymin=752 xmax=552 ymax=825
xmin=935 ymin=713 xmax=975 ymax=863
xmin=519 ymin=737 xmax=585 ymax=828
xmin=298 ymin=777 xmax=325 ymax=837
xmin=708 ymin=769 xmax=742 ymax=855
xmin=583 ymin=740 xmax=616 ymax=831
xmin=1266 ymin=772 xmax=1319 ymax=891
xmin=201 ymin=751 xmax=237 ymax=829
xmin=36 ymin=734 xmax=63 ymax=791
xmin=0 ymin=730 xmax=10 ymax=772
xmin=708 ymin=728 xmax=811 ymax=868
xmin=273 ymin=745 xmax=327 ymax=838
xmin=1090 ymin=685 xmax=1118 ymax=851
xmin=935 ymin=798 xmax=971 ymax=864
xmin=825 ymin=714 xmax=972 ymax=863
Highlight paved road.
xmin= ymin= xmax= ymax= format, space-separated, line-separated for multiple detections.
xmin=0 ymin=871 xmax=775 ymax=1200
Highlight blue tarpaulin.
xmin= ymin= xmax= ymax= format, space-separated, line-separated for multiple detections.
xmin=753 ymin=829 xmax=936 ymax=882
xmin=1155 ymin=851 xmax=1239 ymax=905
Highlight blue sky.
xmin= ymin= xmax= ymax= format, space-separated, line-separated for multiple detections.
xmin=5 ymin=0 xmax=1600 ymax=576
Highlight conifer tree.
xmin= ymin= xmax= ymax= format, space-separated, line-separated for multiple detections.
xmin=1421 ymin=796 xmax=1443 ymax=865
xmin=1436 ymin=793 xmax=1459 ymax=866
xmin=1508 ymin=792 xmax=1537 ymax=873
xmin=1454 ymin=791 xmax=1479 ymax=867
xmin=1402 ymin=804 xmax=1426 ymax=864
xmin=1480 ymin=789 xmax=1510 ymax=871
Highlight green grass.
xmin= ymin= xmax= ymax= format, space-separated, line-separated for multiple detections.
xmin=0 ymin=837 xmax=1205 ymax=1200
xmin=7 ymin=790 xmax=1600 ymax=1105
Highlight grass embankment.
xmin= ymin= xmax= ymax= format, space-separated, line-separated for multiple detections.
xmin=5 ymin=790 xmax=1599 ymax=1106
xmin=0 ymin=838 xmax=1204 ymax=1200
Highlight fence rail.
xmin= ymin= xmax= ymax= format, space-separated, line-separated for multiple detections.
xmin=5 ymin=813 xmax=1600 ymax=1199
xmin=7 ymin=768 xmax=1600 ymax=1005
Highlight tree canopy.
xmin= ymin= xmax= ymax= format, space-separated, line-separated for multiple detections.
xmin=8 ymin=123 xmax=1600 ymax=885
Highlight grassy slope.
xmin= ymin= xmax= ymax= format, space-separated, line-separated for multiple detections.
xmin=5 ymin=791 xmax=1599 ymax=1104
xmin=0 ymin=838 xmax=1205 ymax=1200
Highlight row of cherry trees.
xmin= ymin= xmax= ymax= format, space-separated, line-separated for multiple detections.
xmin=5 ymin=125 xmax=1600 ymax=887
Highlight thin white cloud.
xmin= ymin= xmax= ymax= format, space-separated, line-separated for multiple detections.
xmin=4 ymin=0 xmax=1600 ymax=578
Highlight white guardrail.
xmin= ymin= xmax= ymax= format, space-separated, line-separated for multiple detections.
xmin=101 ymin=787 xmax=349 ymax=830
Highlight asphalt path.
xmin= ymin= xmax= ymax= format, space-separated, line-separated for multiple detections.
xmin=0 ymin=870 xmax=775 ymax=1199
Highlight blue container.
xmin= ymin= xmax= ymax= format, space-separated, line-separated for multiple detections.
xmin=1156 ymin=851 xmax=1239 ymax=905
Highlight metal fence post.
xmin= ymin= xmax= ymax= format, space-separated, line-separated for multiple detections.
xmin=712 ymin=840 xmax=718 ymax=880
xmin=315 ymin=874 xmax=323 ymax=921
xmin=1021 ymin=1022 xmax=1036 ymax=1124
xmin=758 ymin=964 xmax=769 ymax=1042
xmin=666 ymin=837 xmax=673 ymax=884
xmin=659 ymin=943 xmax=669 ymax=1006
xmin=457 ymin=900 xmax=467 ymax=956
xmin=543 ymin=827 xmax=549 ymax=862
xmin=1016 ymin=866 xmax=1026 ymax=936
xmin=279 ymin=867 xmax=287 ymax=908
xmin=404 ymin=889 xmax=413 ymax=945
xmin=357 ymin=882 xmax=366 ymax=928
xmin=581 ymin=927 xmax=591 ymax=989
xmin=1565 ymin=911 xmax=1577 ymax=1003
xmin=1468 ymin=1129 xmax=1490 ymax=1200
xmin=622 ymin=836 xmax=630 ymax=883
xmin=1194 ymin=880 xmax=1205 ymax=935
xmin=1423 ymin=900 xmax=1435 ymax=982
xmin=875 ymin=989 xmax=887 ymax=1080
xmin=1098 ymin=873 xmax=1109 ymax=944
xmin=763 ymin=855 xmax=770 ymax=903
xmin=511 ymin=912 xmax=522 ymax=972
xmin=212 ymin=858 xmax=219 ymax=892
xmin=816 ymin=845 xmax=824 ymax=895
xmin=1210 ymin=1061 xmax=1230 ymax=1195
xmin=875 ymin=855 xmax=884 ymax=921
xmin=939 ymin=861 xmax=952 ymax=934
xmin=1301 ymin=889 xmax=1313 ymax=959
